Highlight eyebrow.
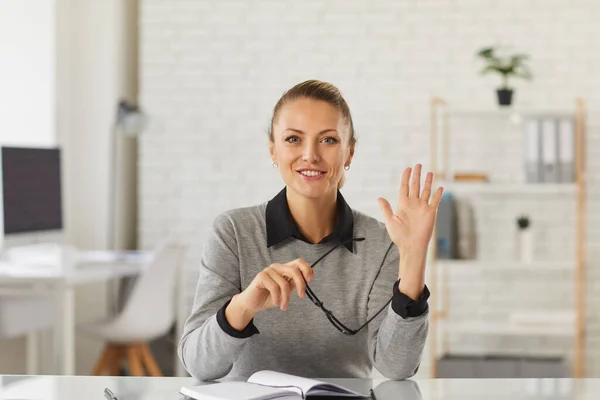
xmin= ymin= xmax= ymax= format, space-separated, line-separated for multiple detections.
xmin=281 ymin=128 xmax=339 ymax=135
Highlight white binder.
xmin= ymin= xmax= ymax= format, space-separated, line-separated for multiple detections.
xmin=558 ymin=118 xmax=575 ymax=182
xmin=541 ymin=118 xmax=559 ymax=183
xmin=523 ymin=118 xmax=541 ymax=183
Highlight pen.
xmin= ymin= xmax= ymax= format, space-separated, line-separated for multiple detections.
xmin=104 ymin=388 xmax=118 ymax=400
xmin=369 ymin=388 xmax=378 ymax=400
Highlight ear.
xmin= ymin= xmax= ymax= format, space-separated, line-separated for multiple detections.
xmin=345 ymin=140 xmax=355 ymax=166
xmin=269 ymin=141 xmax=276 ymax=163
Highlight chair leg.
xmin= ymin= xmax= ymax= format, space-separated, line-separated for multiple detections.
xmin=110 ymin=345 xmax=124 ymax=376
xmin=126 ymin=344 xmax=144 ymax=376
xmin=139 ymin=343 xmax=163 ymax=377
xmin=92 ymin=345 xmax=113 ymax=376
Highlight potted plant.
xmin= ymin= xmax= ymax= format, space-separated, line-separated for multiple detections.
xmin=476 ymin=46 xmax=532 ymax=106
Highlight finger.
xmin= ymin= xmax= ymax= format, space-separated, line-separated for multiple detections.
xmin=430 ymin=187 xmax=444 ymax=209
xmin=266 ymin=269 xmax=291 ymax=310
xmin=285 ymin=276 xmax=296 ymax=294
xmin=283 ymin=264 xmax=307 ymax=298
xmin=377 ymin=198 xmax=394 ymax=222
xmin=421 ymin=172 xmax=433 ymax=202
xmin=399 ymin=167 xmax=411 ymax=200
xmin=258 ymin=271 xmax=280 ymax=308
xmin=411 ymin=163 xmax=422 ymax=198
xmin=267 ymin=268 xmax=292 ymax=309
xmin=291 ymin=258 xmax=314 ymax=284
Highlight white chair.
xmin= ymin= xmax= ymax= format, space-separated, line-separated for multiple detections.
xmin=78 ymin=242 xmax=187 ymax=376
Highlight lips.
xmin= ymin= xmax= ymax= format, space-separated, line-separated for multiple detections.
xmin=297 ymin=169 xmax=325 ymax=180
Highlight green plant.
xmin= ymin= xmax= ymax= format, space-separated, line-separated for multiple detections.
xmin=476 ymin=46 xmax=532 ymax=89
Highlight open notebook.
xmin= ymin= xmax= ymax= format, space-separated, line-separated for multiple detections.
xmin=180 ymin=370 xmax=369 ymax=400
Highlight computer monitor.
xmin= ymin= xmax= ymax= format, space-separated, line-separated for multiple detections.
xmin=0 ymin=146 xmax=63 ymax=248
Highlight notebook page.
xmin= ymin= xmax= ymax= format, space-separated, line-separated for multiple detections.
xmin=248 ymin=371 xmax=323 ymax=395
xmin=247 ymin=371 xmax=362 ymax=397
xmin=180 ymin=381 xmax=301 ymax=400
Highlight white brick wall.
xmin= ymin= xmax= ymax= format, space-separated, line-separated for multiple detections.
xmin=139 ymin=0 xmax=600 ymax=377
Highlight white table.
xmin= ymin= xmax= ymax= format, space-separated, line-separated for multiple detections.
xmin=0 ymin=255 xmax=148 ymax=376
xmin=1 ymin=374 xmax=598 ymax=400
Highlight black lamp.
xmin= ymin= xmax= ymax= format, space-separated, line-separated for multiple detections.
xmin=108 ymin=99 xmax=150 ymax=315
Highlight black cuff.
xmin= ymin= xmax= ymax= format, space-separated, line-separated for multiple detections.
xmin=216 ymin=298 xmax=260 ymax=338
xmin=391 ymin=280 xmax=430 ymax=318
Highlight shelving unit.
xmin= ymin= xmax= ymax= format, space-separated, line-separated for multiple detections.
xmin=428 ymin=98 xmax=587 ymax=378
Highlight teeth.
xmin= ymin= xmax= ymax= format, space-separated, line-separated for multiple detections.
xmin=300 ymin=170 xmax=322 ymax=177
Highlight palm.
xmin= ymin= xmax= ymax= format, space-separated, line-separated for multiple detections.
xmin=378 ymin=164 xmax=444 ymax=250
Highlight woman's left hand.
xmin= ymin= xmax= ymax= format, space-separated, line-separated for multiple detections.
xmin=377 ymin=164 xmax=444 ymax=252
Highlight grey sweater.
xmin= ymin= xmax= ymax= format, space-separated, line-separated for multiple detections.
xmin=178 ymin=203 xmax=428 ymax=381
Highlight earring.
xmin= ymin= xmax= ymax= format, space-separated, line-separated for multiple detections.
xmin=344 ymin=165 xmax=350 ymax=171
xmin=273 ymin=161 xmax=278 ymax=168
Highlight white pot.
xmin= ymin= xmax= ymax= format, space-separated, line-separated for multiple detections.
xmin=517 ymin=229 xmax=534 ymax=264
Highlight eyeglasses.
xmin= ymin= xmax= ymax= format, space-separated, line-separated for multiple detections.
xmin=302 ymin=237 xmax=395 ymax=336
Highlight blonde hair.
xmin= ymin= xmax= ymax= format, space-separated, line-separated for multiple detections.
xmin=268 ymin=80 xmax=356 ymax=189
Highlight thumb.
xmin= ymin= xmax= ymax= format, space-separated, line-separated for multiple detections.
xmin=377 ymin=198 xmax=394 ymax=222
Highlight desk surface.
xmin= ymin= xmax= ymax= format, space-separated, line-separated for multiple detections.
xmin=0 ymin=260 xmax=144 ymax=285
xmin=1 ymin=375 xmax=598 ymax=400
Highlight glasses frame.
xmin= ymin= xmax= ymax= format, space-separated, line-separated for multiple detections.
xmin=302 ymin=237 xmax=395 ymax=336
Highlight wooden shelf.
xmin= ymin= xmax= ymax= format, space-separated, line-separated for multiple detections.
xmin=441 ymin=321 xmax=574 ymax=337
xmin=438 ymin=181 xmax=577 ymax=195
xmin=446 ymin=109 xmax=575 ymax=120
xmin=434 ymin=259 xmax=575 ymax=271
xmin=443 ymin=309 xmax=576 ymax=337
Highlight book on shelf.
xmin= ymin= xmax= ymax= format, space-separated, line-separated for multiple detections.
xmin=453 ymin=172 xmax=488 ymax=182
xmin=180 ymin=370 xmax=368 ymax=400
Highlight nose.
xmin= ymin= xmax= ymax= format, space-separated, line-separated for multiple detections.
xmin=302 ymin=141 xmax=319 ymax=163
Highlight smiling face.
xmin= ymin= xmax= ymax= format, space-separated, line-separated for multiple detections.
xmin=270 ymin=97 xmax=355 ymax=200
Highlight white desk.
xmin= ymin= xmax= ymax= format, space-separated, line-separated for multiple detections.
xmin=1 ymin=375 xmax=597 ymax=400
xmin=0 ymin=256 xmax=149 ymax=376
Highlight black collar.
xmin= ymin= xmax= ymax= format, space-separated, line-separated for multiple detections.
xmin=265 ymin=187 xmax=354 ymax=252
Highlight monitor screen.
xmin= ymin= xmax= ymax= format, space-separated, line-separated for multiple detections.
xmin=1 ymin=147 xmax=63 ymax=234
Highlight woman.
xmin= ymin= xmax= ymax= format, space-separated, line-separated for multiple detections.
xmin=178 ymin=80 xmax=443 ymax=381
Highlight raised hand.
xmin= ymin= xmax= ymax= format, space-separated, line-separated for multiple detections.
xmin=377 ymin=164 xmax=444 ymax=251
